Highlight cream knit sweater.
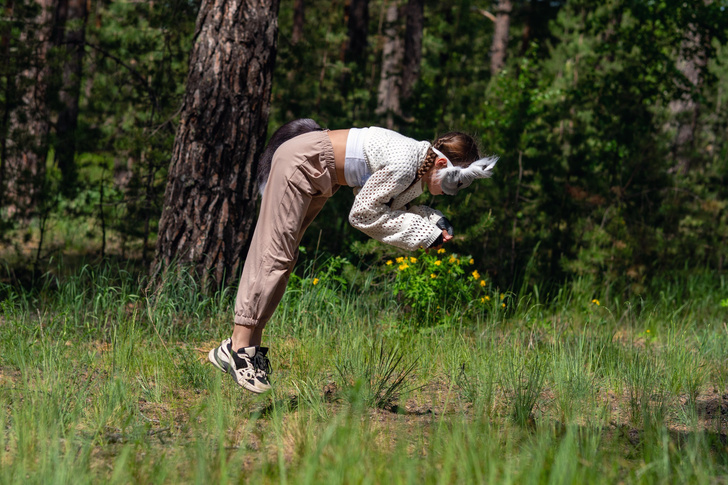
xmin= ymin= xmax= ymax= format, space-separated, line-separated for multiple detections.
xmin=348 ymin=127 xmax=445 ymax=251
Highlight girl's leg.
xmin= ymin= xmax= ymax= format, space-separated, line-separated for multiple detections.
xmin=231 ymin=131 xmax=338 ymax=350
xmin=231 ymin=324 xmax=264 ymax=349
xmin=231 ymin=193 xmax=331 ymax=350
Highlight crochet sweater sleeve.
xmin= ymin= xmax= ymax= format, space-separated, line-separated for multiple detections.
xmin=407 ymin=205 xmax=445 ymax=225
xmin=348 ymin=128 xmax=443 ymax=251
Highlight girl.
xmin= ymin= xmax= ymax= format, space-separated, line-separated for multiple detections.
xmin=208 ymin=120 xmax=498 ymax=393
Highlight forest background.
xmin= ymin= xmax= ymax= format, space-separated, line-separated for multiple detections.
xmin=3 ymin=1 xmax=728 ymax=481
xmin=1 ymin=0 xmax=727 ymax=295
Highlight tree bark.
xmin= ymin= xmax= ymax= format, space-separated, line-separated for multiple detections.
xmin=341 ymin=0 xmax=369 ymax=96
xmin=49 ymin=0 xmax=88 ymax=194
xmin=375 ymin=0 xmax=403 ymax=129
xmin=401 ymin=0 xmax=423 ymax=103
xmin=0 ymin=0 xmax=15 ymax=210
xmin=291 ymin=0 xmax=304 ymax=45
xmin=489 ymin=0 xmax=512 ymax=75
xmin=155 ymin=0 xmax=281 ymax=288
xmin=669 ymin=27 xmax=706 ymax=174
xmin=2 ymin=0 xmax=54 ymax=217
xmin=344 ymin=0 xmax=369 ymax=65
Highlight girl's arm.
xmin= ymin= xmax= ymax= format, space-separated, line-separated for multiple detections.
xmin=349 ymin=164 xmax=442 ymax=251
xmin=407 ymin=205 xmax=445 ymax=226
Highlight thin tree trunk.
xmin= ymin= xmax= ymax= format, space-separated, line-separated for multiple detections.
xmin=50 ymin=0 xmax=88 ymax=194
xmin=344 ymin=0 xmax=369 ymax=64
xmin=341 ymin=0 xmax=369 ymax=96
xmin=669 ymin=28 xmax=706 ymax=175
xmin=3 ymin=0 xmax=54 ymax=217
xmin=0 ymin=0 xmax=15 ymax=209
xmin=401 ymin=0 xmax=423 ymax=104
xmin=376 ymin=0 xmax=403 ymax=129
xmin=155 ymin=0 xmax=281 ymax=288
xmin=291 ymin=0 xmax=304 ymax=45
xmin=489 ymin=0 xmax=511 ymax=75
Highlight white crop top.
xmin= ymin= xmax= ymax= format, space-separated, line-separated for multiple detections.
xmin=344 ymin=127 xmax=372 ymax=187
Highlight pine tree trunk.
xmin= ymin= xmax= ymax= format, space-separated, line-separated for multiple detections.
xmin=155 ymin=0 xmax=281 ymax=288
xmin=344 ymin=0 xmax=369 ymax=64
xmin=341 ymin=0 xmax=369 ymax=96
xmin=2 ymin=0 xmax=54 ymax=217
xmin=376 ymin=0 xmax=403 ymax=129
xmin=669 ymin=28 xmax=706 ymax=174
xmin=0 ymin=0 xmax=14 ymax=210
xmin=291 ymin=0 xmax=304 ymax=45
xmin=401 ymin=0 xmax=423 ymax=104
xmin=489 ymin=0 xmax=511 ymax=75
xmin=50 ymin=0 xmax=88 ymax=194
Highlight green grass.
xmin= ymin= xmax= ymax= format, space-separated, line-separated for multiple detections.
xmin=1 ymin=261 xmax=727 ymax=483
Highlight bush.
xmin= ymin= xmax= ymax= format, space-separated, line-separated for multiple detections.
xmin=382 ymin=248 xmax=494 ymax=326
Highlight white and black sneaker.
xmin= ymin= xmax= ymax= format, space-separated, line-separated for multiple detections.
xmin=208 ymin=339 xmax=272 ymax=394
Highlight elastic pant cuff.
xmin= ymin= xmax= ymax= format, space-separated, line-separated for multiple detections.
xmin=234 ymin=314 xmax=261 ymax=327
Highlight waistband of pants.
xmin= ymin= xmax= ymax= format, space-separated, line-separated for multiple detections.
xmin=319 ymin=130 xmax=339 ymax=187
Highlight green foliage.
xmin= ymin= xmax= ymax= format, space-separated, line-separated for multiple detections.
xmin=441 ymin=0 xmax=728 ymax=292
xmin=335 ymin=338 xmax=418 ymax=409
xmin=503 ymin=349 xmax=547 ymax=427
xmin=2 ymin=0 xmax=728 ymax=296
xmin=1 ymin=0 xmax=197 ymax=262
xmin=381 ymin=248 xmax=492 ymax=326
xmin=80 ymin=0 xmax=197 ymax=257
xmin=286 ymin=254 xmax=353 ymax=310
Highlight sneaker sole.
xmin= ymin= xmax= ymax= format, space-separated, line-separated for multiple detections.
xmin=208 ymin=347 xmax=270 ymax=394
xmin=208 ymin=347 xmax=229 ymax=373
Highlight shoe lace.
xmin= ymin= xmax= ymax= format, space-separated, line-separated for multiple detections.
xmin=253 ymin=352 xmax=271 ymax=375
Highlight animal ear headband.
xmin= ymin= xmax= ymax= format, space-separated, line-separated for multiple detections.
xmin=431 ymin=147 xmax=498 ymax=196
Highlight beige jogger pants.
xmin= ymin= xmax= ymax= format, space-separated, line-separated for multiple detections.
xmin=234 ymin=130 xmax=339 ymax=327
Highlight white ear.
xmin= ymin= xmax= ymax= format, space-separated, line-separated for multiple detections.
xmin=466 ymin=156 xmax=498 ymax=178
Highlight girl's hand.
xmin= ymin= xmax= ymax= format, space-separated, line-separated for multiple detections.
xmin=426 ymin=229 xmax=452 ymax=252
xmin=435 ymin=217 xmax=454 ymax=245
xmin=442 ymin=229 xmax=453 ymax=243
xmin=435 ymin=217 xmax=454 ymax=237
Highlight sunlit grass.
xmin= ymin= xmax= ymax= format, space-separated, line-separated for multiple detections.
xmin=1 ymin=259 xmax=727 ymax=482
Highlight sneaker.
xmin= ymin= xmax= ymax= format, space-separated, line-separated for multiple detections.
xmin=208 ymin=339 xmax=272 ymax=394
xmin=251 ymin=346 xmax=272 ymax=391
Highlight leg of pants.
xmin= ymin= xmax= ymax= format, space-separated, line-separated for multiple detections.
xmin=234 ymin=131 xmax=339 ymax=327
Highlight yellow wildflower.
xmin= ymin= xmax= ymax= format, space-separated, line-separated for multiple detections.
xmin=500 ymin=293 xmax=505 ymax=301
xmin=472 ymin=270 xmax=480 ymax=280
xmin=449 ymin=257 xmax=456 ymax=264
xmin=312 ymin=278 xmax=319 ymax=285
xmin=434 ymin=260 xmax=441 ymax=266
xmin=430 ymin=273 xmax=437 ymax=279
xmin=484 ymin=295 xmax=491 ymax=301
xmin=592 ymin=299 xmax=600 ymax=306
xmin=399 ymin=263 xmax=409 ymax=271
xmin=396 ymin=257 xmax=404 ymax=263
xmin=646 ymin=329 xmax=650 ymax=333
xmin=469 ymin=258 xmax=474 ymax=265
xmin=386 ymin=260 xmax=393 ymax=266
xmin=501 ymin=303 xmax=506 ymax=308
xmin=437 ymin=248 xmax=446 ymax=254
xmin=410 ymin=257 xmax=417 ymax=263
xmin=480 ymin=297 xmax=486 ymax=303
xmin=480 ymin=279 xmax=486 ymax=287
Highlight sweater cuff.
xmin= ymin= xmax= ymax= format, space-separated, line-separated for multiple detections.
xmin=420 ymin=226 xmax=443 ymax=250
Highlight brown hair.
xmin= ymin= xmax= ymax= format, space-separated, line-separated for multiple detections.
xmin=416 ymin=132 xmax=481 ymax=181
